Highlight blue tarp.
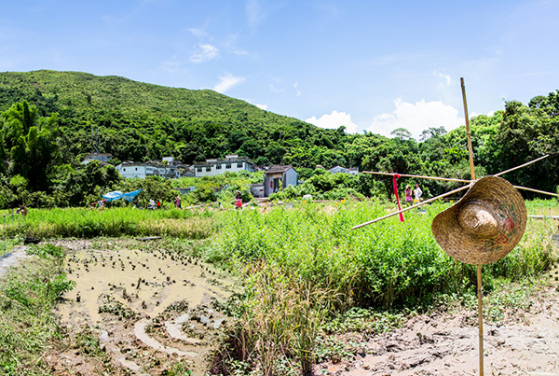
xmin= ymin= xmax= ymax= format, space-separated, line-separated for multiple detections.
xmin=102 ymin=189 xmax=142 ymax=202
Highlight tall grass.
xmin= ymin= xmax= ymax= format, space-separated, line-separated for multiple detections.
xmin=212 ymin=201 xmax=552 ymax=309
xmin=210 ymin=200 xmax=553 ymax=373
xmin=19 ymin=207 xmax=216 ymax=239
xmin=0 ymin=244 xmax=74 ymax=375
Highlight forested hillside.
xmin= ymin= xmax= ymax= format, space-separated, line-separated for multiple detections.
xmin=0 ymin=70 xmax=558 ymax=208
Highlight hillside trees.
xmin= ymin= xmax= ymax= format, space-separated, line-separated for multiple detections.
xmin=0 ymin=71 xmax=559 ymax=204
xmin=1 ymin=100 xmax=61 ymax=191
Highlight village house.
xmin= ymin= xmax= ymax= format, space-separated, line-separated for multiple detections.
xmin=328 ymin=165 xmax=359 ymax=175
xmin=264 ymin=165 xmax=298 ymax=197
xmin=192 ymin=155 xmax=256 ymax=177
xmin=115 ymin=157 xmax=194 ymax=179
xmin=81 ymin=153 xmax=113 ymax=165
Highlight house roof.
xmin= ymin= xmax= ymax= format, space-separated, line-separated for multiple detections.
xmin=84 ymin=153 xmax=113 ymax=158
xmin=192 ymin=156 xmax=255 ymax=168
xmin=83 ymin=159 xmax=110 ymax=166
xmin=265 ymin=165 xmax=294 ymax=174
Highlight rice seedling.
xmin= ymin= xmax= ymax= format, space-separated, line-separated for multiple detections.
xmin=20 ymin=207 xmax=216 ymax=239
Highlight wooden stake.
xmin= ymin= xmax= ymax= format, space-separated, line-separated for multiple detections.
xmin=461 ymin=77 xmax=484 ymax=376
xmin=494 ymin=154 xmax=549 ymax=177
xmin=514 ymin=185 xmax=558 ymax=197
xmin=364 ymin=171 xmax=471 ymax=183
xmin=461 ymin=78 xmax=476 ymax=181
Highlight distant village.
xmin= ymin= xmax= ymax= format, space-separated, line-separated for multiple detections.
xmin=82 ymin=153 xmax=358 ymax=198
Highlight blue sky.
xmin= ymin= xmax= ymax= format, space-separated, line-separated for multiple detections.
xmin=1 ymin=0 xmax=558 ymax=139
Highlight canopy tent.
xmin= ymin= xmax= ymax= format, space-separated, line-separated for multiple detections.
xmin=102 ymin=189 xmax=142 ymax=202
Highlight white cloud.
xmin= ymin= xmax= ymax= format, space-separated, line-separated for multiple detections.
xmin=224 ymin=33 xmax=248 ymax=56
xmin=306 ymin=111 xmax=359 ymax=133
xmin=368 ymin=99 xmax=463 ymax=139
xmin=294 ymin=82 xmax=301 ymax=96
xmin=213 ymin=72 xmax=245 ymax=93
xmin=470 ymin=110 xmax=495 ymax=118
xmin=159 ymin=56 xmax=187 ymax=73
xmin=434 ymin=70 xmax=452 ymax=85
xmin=246 ymin=0 xmax=263 ymax=29
xmin=187 ymin=27 xmax=209 ymax=39
xmin=190 ymin=43 xmax=219 ymax=63
xmin=269 ymin=83 xmax=282 ymax=93
xmin=255 ymin=103 xmax=268 ymax=110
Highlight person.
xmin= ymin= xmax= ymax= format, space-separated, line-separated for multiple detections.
xmin=404 ymin=185 xmax=413 ymax=206
xmin=413 ymin=184 xmax=423 ymax=204
xmin=16 ymin=205 xmax=28 ymax=216
xmin=148 ymin=199 xmax=156 ymax=210
xmin=157 ymin=200 xmax=161 ymax=209
xmin=235 ymin=191 xmax=243 ymax=209
xmin=174 ymin=195 xmax=181 ymax=209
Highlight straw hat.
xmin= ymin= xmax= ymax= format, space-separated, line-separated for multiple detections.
xmin=431 ymin=176 xmax=527 ymax=265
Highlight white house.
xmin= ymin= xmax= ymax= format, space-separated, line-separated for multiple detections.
xmin=264 ymin=165 xmax=298 ymax=197
xmin=81 ymin=153 xmax=113 ymax=165
xmin=115 ymin=160 xmax=194 ymax=179
xmin=328 ymin=165 xmax=359 ymax=176
xmin=192 ymin=155 xmax=256 ymax=177
xmin=115 ymin=162 xmax=161 ymax=179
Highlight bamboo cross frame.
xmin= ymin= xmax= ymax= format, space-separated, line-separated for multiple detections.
xmin=354 ymin=79 xmax=551 ymax=376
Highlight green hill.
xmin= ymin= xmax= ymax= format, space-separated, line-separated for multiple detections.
xmin=1 ymin=70 xmax=558 ymax=204
xmin=0 ymin=70 xmax=349 ymax=166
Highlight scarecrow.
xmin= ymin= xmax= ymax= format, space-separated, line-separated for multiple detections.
xmin=352 ymin=78 xmax=551 ymax=376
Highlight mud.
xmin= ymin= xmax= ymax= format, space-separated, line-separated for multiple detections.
xmin=315 ymin=285 xmax=559 ymax=376
xmin=51 ymin=239 xmax=237 ymax=376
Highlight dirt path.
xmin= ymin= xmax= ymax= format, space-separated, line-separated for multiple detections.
xmin=316 ymin=286 xmax=559 ymax=376
xmin=0 ymin=245 xmax=28 ymax=279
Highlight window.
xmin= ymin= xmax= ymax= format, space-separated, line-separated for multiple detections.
xmin=226 ymin=164 xmax=231 ymax=169
xmin=197 ymin=167 xmax=202 ymax=172
xmin=206 ymin=167 xmax=211 ymax=172
xmin=237 ymin=163 xmax=243 ymax=168
xmin=216 ymin=164 xmax=222 ymax=169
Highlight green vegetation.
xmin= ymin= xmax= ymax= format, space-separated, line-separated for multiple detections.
xmin=0 ymin=71 xmax=558 ymax=209
xmin=208 ymin=200 xmax=553 ymax=374
xmin=0 ymin=70 xmax=558 ymax=374
xmin=0 ymin=199 xmax=555 ymax=375
xmin=0 ymin=244 xmax=73 ymax=375
xmin=17 ymin=207 xmax=217 ymax=239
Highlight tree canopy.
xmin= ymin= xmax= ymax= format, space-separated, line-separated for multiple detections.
xmin=0 ymin=70 xmax=558 ymax=207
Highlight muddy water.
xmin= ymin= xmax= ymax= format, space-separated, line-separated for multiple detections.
xmin=56 ymin=245 xmax=237 ymax=375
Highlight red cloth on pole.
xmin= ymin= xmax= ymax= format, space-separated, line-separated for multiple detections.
xmin=392 ymin=174 xmax=404 ymax=222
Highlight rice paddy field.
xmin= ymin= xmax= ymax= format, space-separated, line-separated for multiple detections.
xmin=0 ymin=198 xmax=557 ymax=375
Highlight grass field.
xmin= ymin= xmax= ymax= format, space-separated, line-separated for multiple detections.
xmin=0 ymin=198 xmax=556 ymax=375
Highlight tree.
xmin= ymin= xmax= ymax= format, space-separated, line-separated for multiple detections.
xmin=391 ymin=128 xmax=413 ymax=141
xmin=1 ymin=101 xmax=61 ymax=191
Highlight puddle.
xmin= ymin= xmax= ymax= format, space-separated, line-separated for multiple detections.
xmin=56 ymin=244 xmax=237 ymax=375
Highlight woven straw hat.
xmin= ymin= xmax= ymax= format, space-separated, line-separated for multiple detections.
xmin=431 ymin=176 xmax=527 ymax=265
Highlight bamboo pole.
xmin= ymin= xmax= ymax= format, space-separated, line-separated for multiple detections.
xmin=461 ymin=78 xmax=476 ymax=181
xmin=351 ymin=184 xmax=471 ymax=230
xmin=364 ymin=171 xmax=471 ymax=183
xmin=494 ymin=154 xmax=549 ymax=177
xmin=514 ymin=186 xmax=558 ymax=197
xmin=461 ymin=77 xmax=484 ymax=376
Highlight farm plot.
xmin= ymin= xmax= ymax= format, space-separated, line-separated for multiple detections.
xmin=52 ymin=239 xmax=237 ymax=376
